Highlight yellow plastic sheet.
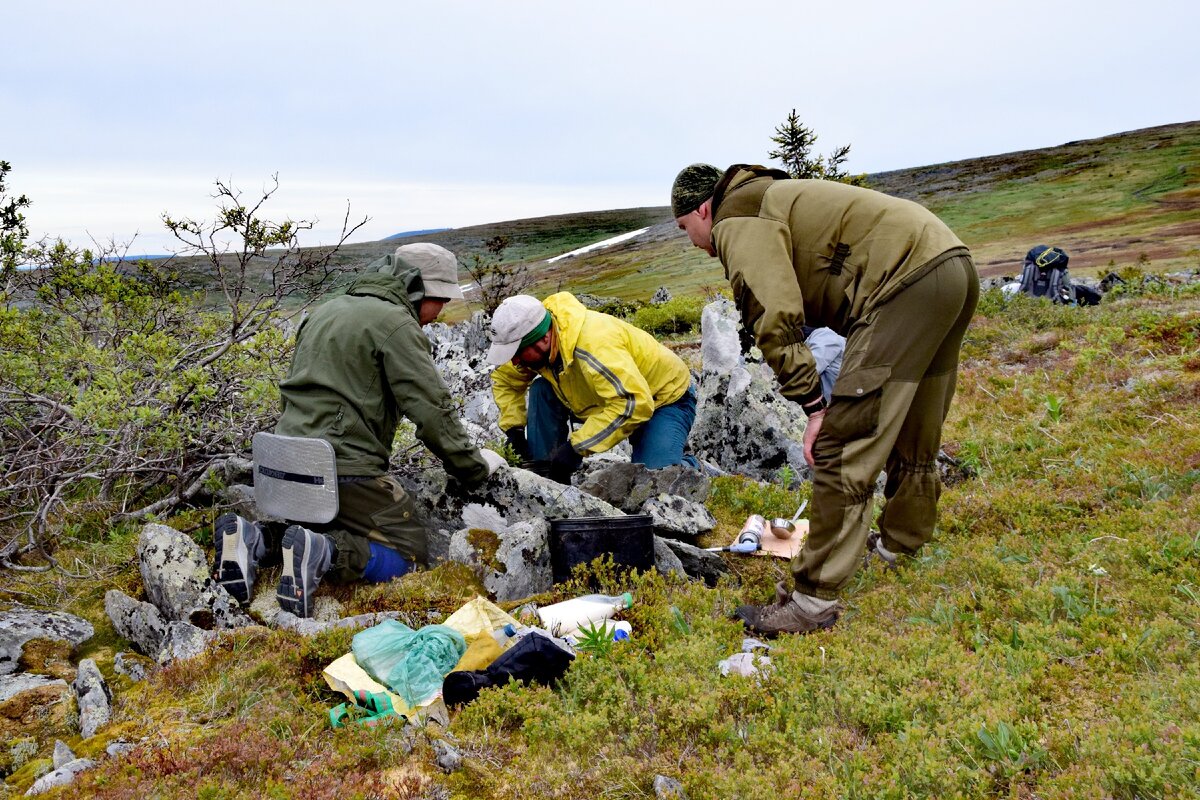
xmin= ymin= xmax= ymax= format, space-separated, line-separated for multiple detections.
xmin=441 ymin=596 xmax=520 ymax=672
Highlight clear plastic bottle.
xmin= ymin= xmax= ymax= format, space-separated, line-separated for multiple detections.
xmin=536 ymin=592 xmax=634 ymax=637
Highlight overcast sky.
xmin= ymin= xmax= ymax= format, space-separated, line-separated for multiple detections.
xmin=4 ymin=0 xmax=1196 ymax=254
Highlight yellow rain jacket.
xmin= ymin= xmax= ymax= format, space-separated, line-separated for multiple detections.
xmin=491 ymin=292 xmax=692 ymax=455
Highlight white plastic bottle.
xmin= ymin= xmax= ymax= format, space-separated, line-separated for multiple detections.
xmin=536 ymin=592 xmax=633 ymax=637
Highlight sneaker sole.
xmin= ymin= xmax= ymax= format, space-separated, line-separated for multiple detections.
xmin=277 ymin=526 xmax=323 ymax=618
xmin=213 ymin=514 xmax=258 ymax=605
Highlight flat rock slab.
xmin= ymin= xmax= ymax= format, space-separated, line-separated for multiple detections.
xmin=0 ymin=604 xmax=93 ymax=677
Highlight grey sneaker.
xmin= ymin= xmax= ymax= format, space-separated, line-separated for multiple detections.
xmin=865 ymin=531 xmax=898 ymax=569
xmin=277 ymin=525 xmax=333 ymax=618
xmin=734 ymin=582 xmax=842 ymax=637
xmin=212 ymin=513 xmax=264 ymax=605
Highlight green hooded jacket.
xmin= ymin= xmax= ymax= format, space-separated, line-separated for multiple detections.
xmin=276 ymin=267 xmax=489 ymax=487
xmin=710 ymin=165 xmax=968 ymax=408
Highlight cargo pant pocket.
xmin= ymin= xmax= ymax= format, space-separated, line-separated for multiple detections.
xmin=824 ymin=365 xmax=891 ymax=443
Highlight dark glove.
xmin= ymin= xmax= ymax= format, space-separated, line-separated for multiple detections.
xmin=504 ymin=426 xmax=530 ymax=462
xmin=549 ymin=443 xmax=583 ymax=472
xmin=545 ymin=443 xmax=583 ymax=485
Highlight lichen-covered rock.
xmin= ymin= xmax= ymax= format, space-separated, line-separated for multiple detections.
xmin=156 ymin=621 xmax=214 ymax=665
xmin=578 ymin=463 xmax=710 ymax=514
xmin=653 ymin=774 xmax=689 ymax=799
xmin=692 ymin=299 xmax=811 ymax=482
xmin=449 ymin=519 xmax=553 ymax=602
xmin=105 ymin=590 xmax=167 ymax=659
xmin=641 ymin=495 xmax=717 ymax=540
xmin=72 ymin=659 xmax=110 ymax=739
xmin=0 ymin=674 xmax=67 ymax=704
xmin=51 ymin=740 xmax=74 ymax=769
xmin=0 ymin=605 xmax=93 ymax=677
xmin=25 ymin=756 xmax=97 ymax=796
xmin=137 ymin=523 xmax=252 ymax=630
xmin=650 ymin=286 xmax=672 ymax=304
xmin=112 ymin=652 xmax=150 ymax=683
xmin=397 ymin=465 xmax=623 ymax=550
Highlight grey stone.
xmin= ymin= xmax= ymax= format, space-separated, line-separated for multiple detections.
xmin=105 ymin=590 xmax=168 ymax=658
xmin=449 ymin=519 xmax=553 ymax=602
xmin=641 ymin=494 xmax=716 ymax=540
xmin=397 ymin=464 xmax=623 ymax=545
xmin=432 ymin=738 xmax=463 ymax=773
xmin=652 ymin=536 xmax=686 ymax=578
xmin=0 ymin=674 xmax=67 ymax=703
xmin=578 ymin=463 xmax=710 ymax=514
xmin=653 ymin=774 xmax=688 ymax=799
xmin=216 ymin=483 xmax=273 ymax=523
xmin=25 ymin=757 xmax=96 ymax=796
xmin=113 ymin=652 xmax=149 ymax=682
xmin=52 ymin=741 xmax=74 ymax=770
xmin=72 ymin=658 xmax=111 ymax=738
xmin=156 ymin=621 xmax=215 ymax=665
xmin=137 ymin=523 xmax=252 ymax=630
xmin=106 ymin=741 xmax=137 ymax=758
xmin=691 ymin=364 xmax=811 ymax=482
xmin=268 ymin=610 xmax=402 ymax=637
xmin=660 ymin=539 xmax=729 ymax=587
xmin=700 ymin=298 xmax=744 ymax=375
xmin=650 ymin=286 xmax=672 ymax=304
xmin=0 ymin=604 xmax=94 ymax=676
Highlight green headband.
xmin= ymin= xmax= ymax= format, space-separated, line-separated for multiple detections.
xmin=519 ymin=311 xmax=552 ymax=348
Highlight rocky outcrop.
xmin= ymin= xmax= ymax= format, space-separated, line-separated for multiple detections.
xmin=137 ymin=524 xmax=252 ymax=630
xmin=25 ymin=755 xmax=97 ymax=796
xmin=578 ymin=463 xmax=710 ymax=514
xmin=104 ymin=590 xmax=168 ymax=659
xmin=0 ymin=605 xmax=93 ymax=677
xmin=449 ymin=519 xmax=553 ymax=602
xmin=642 ymin=495 xmax=717 ymax=540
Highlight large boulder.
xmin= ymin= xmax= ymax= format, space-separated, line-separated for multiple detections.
xmin=659 ymin=539 xmax=729 ymax=587
xmin=104 ymin=590 xmax=168 ymax=659
xmin=449 ymin=519 xmax=553 ymax=602
xmin=398 ymin=465 xmax=624 ymax=561
xmin=641 ymin=495 xmax=717 ymax=540
xmin=578 ymin=463 xmax=710 ymax=514
xmin=691 ymin=300 xmax=812 ymax=482
xmin=137 ymin=524 xmax=252 ymax=630
xmin=0 ymin=605 xmax=93 ymax=677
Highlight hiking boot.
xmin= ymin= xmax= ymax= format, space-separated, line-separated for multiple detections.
xmin=276 ymin=525 xmax=333 ymax=618
xmin=734 ymin=582 xmax=842 ymax=637
xmin=211 ymin=513 xmax=264 ymax=605
xmin=864 ymin=531 xmax=898 ymax=569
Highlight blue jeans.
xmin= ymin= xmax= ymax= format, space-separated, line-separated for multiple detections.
xmin=525 ymin=378 xmax=699 ymax=469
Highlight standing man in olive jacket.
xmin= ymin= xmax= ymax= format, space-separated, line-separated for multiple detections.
xmin=672 ymin=164 xmax=978 ymax=635
xmin=212 ymin=244 xmax=505 ymax=617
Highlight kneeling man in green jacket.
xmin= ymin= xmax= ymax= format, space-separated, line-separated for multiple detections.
xmin=212 ymin=244 xmax=506 ymax=617
xmin=672 ymin=164 xmax=979 ymax=635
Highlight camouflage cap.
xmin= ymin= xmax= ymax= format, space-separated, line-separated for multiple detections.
xmin=670 ymin=163 xmax=722 ymax=218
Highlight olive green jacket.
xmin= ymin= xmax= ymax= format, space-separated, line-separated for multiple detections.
xmin=276 ymin=268 xmax=489 ymax=487
xmin=710 ymin=165 xmax=968 ymax=407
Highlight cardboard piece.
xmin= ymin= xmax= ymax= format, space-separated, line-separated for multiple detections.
xmin=753 ymin=519 xmax=809 ymax=559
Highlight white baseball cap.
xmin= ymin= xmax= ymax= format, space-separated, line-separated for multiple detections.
xmin=486 ymin=295 xmax=551 ymax=365
xmin=391 ymin=243 xmax=463 ymax=300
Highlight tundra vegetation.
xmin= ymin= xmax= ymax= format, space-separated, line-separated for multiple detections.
xmin=0 ymin=122 xmax=1198 ymax=797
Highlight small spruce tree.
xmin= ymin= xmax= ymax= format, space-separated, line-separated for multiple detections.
xmin=768 ymin=109 xmax=867 ymax=186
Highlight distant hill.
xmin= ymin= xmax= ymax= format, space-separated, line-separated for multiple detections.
xmin=384 ymin=228 xmax=452 ymax=240
xmin=172 ymin=121 xmax=1200 ymax=306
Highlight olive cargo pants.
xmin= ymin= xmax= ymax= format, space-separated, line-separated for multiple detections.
xmin=311 ymin=475 xmax=428 ymax=583
xmin=794 ymin=253 xmax=979 ymax=600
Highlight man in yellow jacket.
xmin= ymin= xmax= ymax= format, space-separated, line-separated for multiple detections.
xmin=672 ymin=163 xmax=979 ymax=636
xmin=486 ymin=292 xmax=697 ymax=483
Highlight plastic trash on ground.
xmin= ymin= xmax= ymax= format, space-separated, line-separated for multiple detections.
xmin=719 ymin=651 xmax=773 ymax=678
xmin=322 ymin=652 xmax=449 ymax=728
xmin=352 ymin=620 xmax=466 ymax=707
xmin=442 ymin=596 xmax=522 ymax=671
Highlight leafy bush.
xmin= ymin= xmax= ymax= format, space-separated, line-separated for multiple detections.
xmin=625 ymin=294 xmax=707 ymax=336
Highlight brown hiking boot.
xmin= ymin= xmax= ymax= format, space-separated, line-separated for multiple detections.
xmin=734 ymin=582 xmax=842 ymax=637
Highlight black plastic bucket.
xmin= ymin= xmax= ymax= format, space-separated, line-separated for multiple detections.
xmin=549 ymin=514 xmax=654 ymax=583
